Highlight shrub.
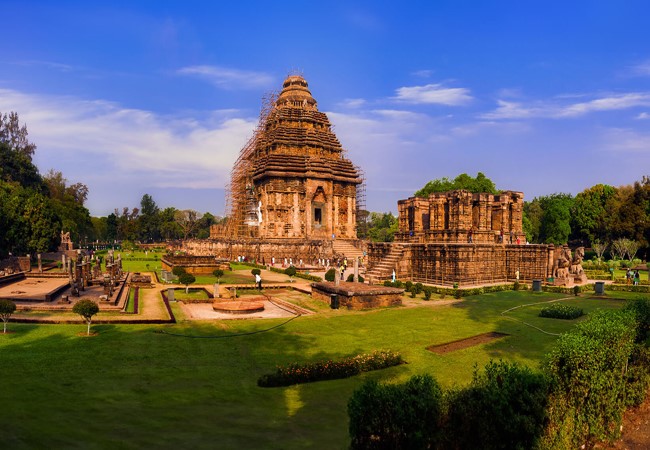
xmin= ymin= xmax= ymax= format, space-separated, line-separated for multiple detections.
xmin=623 ymin=298 xmax=650 ymax=343
xmin=446 ymin=361 xmax=549 ymax=450
xmin=213 ymin=269 xmax=224 ymax=281
xmin=404 ymin=281 xmax=413 ymax=292
xmin=543 ymin=310 xmax=637 ymax=448
xmin=258 ymin=350 xmax=403 ymax=388
xmin=454 ymin=289 xmax=462 ymax=299
xmin=624 ymin=344 xmax=650 ymax=407
xmin=573 ymin=285 xmax=580 ymax=296
xmin=348 ymin=374 xmax=443 ymax=450
xmin=72 ymin=299 xmax=100 ymax=335
xmin=514 ymin=280 xmax=520 ymax=291
xmin=345 ymin=273 xmax=365 ymax=283
xmin=394 ymin=280 xmax=403 ymax=289
xmin=325 ymin=268 xmax=337 ymax=282
xmin=284 ymin=266 xmax=297 ymax=281
xmin=383 ymin=280 xmax=392 ymax=287
xmin=539 ymin=304 xmax=584 ymax=320
xmin=423 ymin=288 xmax=432 ymax=300
xmin=414 ymin=282 xmax=423 ymax=294
xmin=410 ymin=290 xmax=416 ymax=298
xmin=251 ymin=268 xmax=261 ymax=276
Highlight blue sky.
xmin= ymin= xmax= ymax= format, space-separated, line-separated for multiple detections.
xmin=1 ymin=1 xmax=649 ymax=217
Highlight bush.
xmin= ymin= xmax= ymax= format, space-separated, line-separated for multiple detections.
xmin=258 ymin=350 xmax=403 ymax=388
xmin=423 ymin=288 xmax=432 ymax=300
xmin=414 ymin=282 xmax=423 ymax=294
xmin=454 ymin=289 xmax=462 ymax=299
xmin=284 ymin=266 xmax=297 ymax=280
xmin=410 ymin=290 xmax=416 ymax=298
xmin=213 ymin=269 xmax=224 ymax=280
xmin=624 ymin=344 xmax=650 ymax=407
xmin=251 ymin=268 xmax=261 ymax=276
xmin=573 ymin=285 xmax=580 ymax=296
xmin=623 ymin=298 xmax=650 ymax=343
xmin=348 ymin=374 xmax=443 ymax=450
xmin=346 ymin=274 xmax=365 ymax=283
xmin=325 ymin=268 xmax=337 ymax=282
xmin=543 ymin=310 xmax=637 ymax=448
xmin=404 ymin=281 xmax=413 ymax=292
xmin=539 ymin=304 xmax=584 ymax=320
xmin=383 ymin=280 xmax=392 ymax=287
xmin=446 ymin=361 xmax=549 ymax=450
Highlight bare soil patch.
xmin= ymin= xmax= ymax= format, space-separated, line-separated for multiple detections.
xmin=427 ymin=332 xmax=509 ymax=354
xmin=600 ymin=389 xmax=650 ymax=449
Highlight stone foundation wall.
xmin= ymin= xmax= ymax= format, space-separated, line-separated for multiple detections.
xmin=311 ymin=283 xmax=404 ymax=310
xmin=179 ymin=239 xmax=335 ymax=265
xmin=161 ymin=255 xmax=230 ymax=276
xmin=368 ymin=242 xmax=553 ymax=286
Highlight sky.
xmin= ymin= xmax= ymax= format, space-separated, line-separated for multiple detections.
xmin=1 ymin=0 xmax=649 ymax=217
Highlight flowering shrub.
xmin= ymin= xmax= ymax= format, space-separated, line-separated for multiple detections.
xmin=258 ymin=350 xmax=404 ymax=387
xmin=540 ymin=303 xmax=584 ymax=320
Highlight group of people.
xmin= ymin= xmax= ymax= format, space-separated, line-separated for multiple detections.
xmin=626 ymin=268 xmax=642 ymax=286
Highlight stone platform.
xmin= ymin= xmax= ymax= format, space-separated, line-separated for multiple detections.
xmin=310 ymin=282 xmax=404 ymax=310
xmin=0 ymin=276 xmax=70 ymax=302
xmin=212 ymin=299 xmax=265 ymax=314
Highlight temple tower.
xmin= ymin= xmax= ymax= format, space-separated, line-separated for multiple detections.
xmin=216 ymin=75 xmax=361 ymax=240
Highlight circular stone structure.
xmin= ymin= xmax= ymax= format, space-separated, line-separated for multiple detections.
xmin=212 ymin=298 xmax=265 ymax=314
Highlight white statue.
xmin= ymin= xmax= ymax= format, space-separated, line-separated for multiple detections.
xmin=257 ymin=201 xmax=263 ymax=224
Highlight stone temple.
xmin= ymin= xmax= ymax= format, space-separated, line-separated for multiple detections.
xmin=212 ymin=75 xmax=361 ymax=241
xmin=185 ymin=74 xmax=364 ymax=261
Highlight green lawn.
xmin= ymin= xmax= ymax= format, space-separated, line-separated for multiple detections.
xmin=0 ymin=290 xmax=638 ymax=449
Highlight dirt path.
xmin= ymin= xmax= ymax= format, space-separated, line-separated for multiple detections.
xmin=602 ymin=390 xmax=650 ymax=449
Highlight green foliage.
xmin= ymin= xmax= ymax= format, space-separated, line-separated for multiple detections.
xmin=171 ymin=266 xmax=186 ymax=277
xmin=346 ymin=274 xmax=365 ymax=282
xmin=423 ymin=288 xmax=432 ymax=300
xmin=571 ymin=184 xmax=616 ymax=244
xmin=446 ymin=361 xmax=549 ymax=450
xmin=348 ymin=374 xmax=443 ymax=450
xmin=258 ymin=350 xmax=403 ymax=388
xmin=404 ymin=281 xmax=413 ymax=292
xmin=415 ymin=172 xmax=498 ymax=197
xmin=72 ymin=299 xmax=100 ymax=335
xmin=539 ymin=303 xmax=584 ymax=320
xmin=212 ymin=269 xmax=224 ymax=281
xmin=0 ymin=299 xmax=17 ymax=333
xmin=454 ymin=288 xmax=462 ymax=299
xmin=178 ymin=273 xmax=196 ymax=287
xmin=325 ymin=267 xmax=338 ymax=282
xmin=543 ymin=310 xmax=637 ymax=448
xmin=360 ymin=212 xmax=398 ymax=242
xmin=624 ymin=345 xmax=650 ymax=407
xmin=284 ymin=266 xmax=297 ymax=279
xmin=251 ymin=268 xmax=261 ymax=276
xmin=623 ymin=298 xmax=650 ymax=343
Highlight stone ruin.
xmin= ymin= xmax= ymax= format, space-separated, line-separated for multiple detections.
xmin=367 ymin=189 xmax=575 ymax=287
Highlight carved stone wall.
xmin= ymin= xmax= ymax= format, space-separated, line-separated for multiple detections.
xmin=367 ymin=242 xmax=553 ymax=286
xmin=397 ymin=190 xmax=525 ymax=244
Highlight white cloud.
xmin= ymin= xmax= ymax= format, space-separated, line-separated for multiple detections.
xmin=0 ymin=88 xmax=256 ymax=190
xmin=635 ymin=112 xmax=650 ymax=120
xmin=628 ymin=60 xmax=650 ymax=77
xmin=338 ymin=98 xmax=366 ymax=108
xmin=412 ymin=69 xmax=434 ymax=78
xmin=482 ymin=93 xmax=650 ymax=119
xmin=176 ymin=65 xmax=274 ymax=90
xmin=393 ymin=83 xmax=473 ymax=106
xmin=602 ymin=128 xmax=650 ymax=153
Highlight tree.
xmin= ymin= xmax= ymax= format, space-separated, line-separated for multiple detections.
xmin=138 ymin=194 xmax=161 ymax=242
xmin=72 ymin=299 xmax=100 ymax=335
xmin=0 ymin=299 xmax=17 ymax=334
xmin=591 ymin=240 xmax=608 ymax=264
xmin=172 ymin=266 xmax=186 ymax=277
xmin=570 ymin=184 xmax=616 ymax=245
xmin=174 ymin=209 xmax=202 ymax=240
xmin=0 ymin=111 xmax=37 ymax=158
xmin=538 ymin=193 xmax=574 ymax=244
xmin=367 ymin=212 xmax=399 ymax=242
xmin=213 ymin=269 xmax=224 ymax=284
xmin=415 ymin=172 xmax=498 ymax=197
xmin=284 ymin=266 xmax=297 ymax=282
xmin=178 ymin=272 xmax=196 ymax=294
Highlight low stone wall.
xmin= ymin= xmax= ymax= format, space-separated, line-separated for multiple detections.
xmin=161 ymin=255 xmax=230 ymax=275
xmin=178 ymin=238 xmax=335 ymax=265
xmin=311 ymin=282 xmax=404 ymax=310
xmin=368 ymin=242 xmax=553 ymax=286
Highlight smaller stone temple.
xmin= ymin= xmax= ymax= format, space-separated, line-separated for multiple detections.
xmin=366 ymin=189 xmax=556 ymax=286
xmin=396 ymin=190 xmax=525 ymax=243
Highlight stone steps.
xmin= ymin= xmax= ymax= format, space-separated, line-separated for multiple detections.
xmin=332 ymin=240 xmax=364 ymax=261
xmin=366 ymin=245 xmax=405 ymax=284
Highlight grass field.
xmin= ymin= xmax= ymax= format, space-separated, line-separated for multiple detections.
xmin=0 ymin=290 xmax=642 ymax=449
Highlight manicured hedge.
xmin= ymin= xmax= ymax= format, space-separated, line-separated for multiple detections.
xmin=268 ymin=266 xmax=322 ymax=282
xmin=258 ymin=350 xmax=403 ymax=387
xmin=539 ymin=303 xmax=584 ymax=320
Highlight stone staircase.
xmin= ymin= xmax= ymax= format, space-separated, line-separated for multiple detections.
xmin=365 ymin=244 xmax=405 ymax=284
xmin=332 ymin=239 xmax=364 ymax=261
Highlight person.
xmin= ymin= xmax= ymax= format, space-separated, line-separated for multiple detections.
xmin=340 ymin=265 xmax=345 ymax=280
xmin=626 ymin=269 xmax=632 ymax=285
xmin=515 ymin=269 xmax=520 ymax=282
xmin=499 ymin=229 xmax=504 ymax=244
xmin=633 ymin=270 xmax=640 ymax=286
xmin=392 ymin=269 xmax=396 ymax=283
xmin=255 ymin=273 xmax=262 ymax=290
xmin=509 ymin=231 xmax=514 ymax=244
xmin=468 ymin=228 xmax=473 ymax=243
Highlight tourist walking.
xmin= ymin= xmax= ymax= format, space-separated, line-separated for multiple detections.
xmin=633 ymin=270 xmax=640 ymax=286
xmin=255 ymin=273 xmax=262 ymax=290
xmin=626 ymin=269 xmax=632 ymax=285
xmin=468 ymin=228 xmax=473 ymax=243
